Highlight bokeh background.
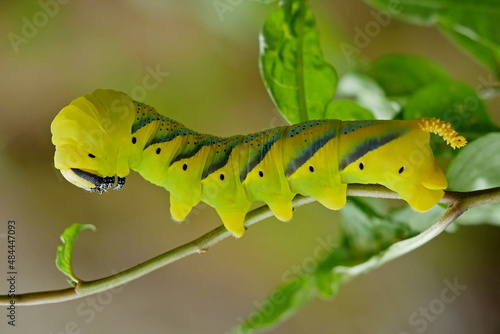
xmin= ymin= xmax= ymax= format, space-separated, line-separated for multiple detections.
xmin=1 ymin=0 xmax=499 ymax=333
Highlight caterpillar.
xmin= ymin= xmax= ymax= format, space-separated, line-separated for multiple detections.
xmin=51 ymin=89 xmax=466 ymax=237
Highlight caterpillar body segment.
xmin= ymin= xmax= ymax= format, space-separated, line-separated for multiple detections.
xmin=51 ymin=89 xmax=466 ymax=237
xmin=339 ymin=123 xmax=447 ymax=212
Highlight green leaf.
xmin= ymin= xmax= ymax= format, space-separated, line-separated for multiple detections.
xmin=315 ymin=199 xmax=418 ymax=297
xmin=231 ymin=277 xmax=315 ymax=334
xmin=363 ymin=0 xmax=500 ymax=76
xmin=447 ymin=132 xmax=500 ymax=191
xmin=324 ymin=99 xmax=375 ymax=120
xmin=366 ymin=54 xmax=451 ymax=98
xmin=337 ymin=55 xmax=453 ymax=120
xmin=336 ymin=70 xmax=400 ymax=119
xmin=439 ymin=8 xmax=500 ymax=77
xmin=259 ymin=0 xmax=337 ymax=123
xmin=446 ymin=133 xmax=500 ymax=226
xmin=403 ymin=80 xmax=497 ymax=136
xmin=452 ymin=201 xmax=500 ymax=227
xmin=56 ymin=223 xmax=96 ymax=285
xmin=233 ymin=200 xmax=418 ymax=333
xmin=389 ymin=205 xmax=448 ymax=233
xmin=439 ymin=19 xmax=500 ymax=78
xmin=341 ymin=199 xmax=418 ymax=257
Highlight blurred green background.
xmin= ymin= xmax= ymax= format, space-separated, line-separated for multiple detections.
xmin=1 ymin=0 xmax=499 ymax=333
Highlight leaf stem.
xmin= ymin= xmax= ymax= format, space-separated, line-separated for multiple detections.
xmin=1 ymin=185 xmax=499 ymax=306
xmin=296 ymin=0 xmax=308 ymax=121
xmin=333 ymin=201 xmax=465 ymax=280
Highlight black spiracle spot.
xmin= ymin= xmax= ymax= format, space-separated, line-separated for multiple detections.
xmin=156 ymin=148 xmax=161 ymax=155
xmin=359 ymin=162 xmax=364 ymax=170
xmin=182 ymin=164 xmax=188 ymax=171
xmin=398 ymin=166 xmax=405 ymax=174
xmin=132 ymin=137 xmax=137 ymax=144
xmin=88 ymin=153 xmax=96 ymax=158
xmin=259 ymin=170 xmax=264 ymax=177
xmin=220 ymin=173 xmax=225 ymax=181
xmin=309 ymin=165 xmax=314 ymax=172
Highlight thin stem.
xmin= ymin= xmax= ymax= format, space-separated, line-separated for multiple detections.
xmin=1 ymin=185 xmax=499 ymax=306
xmin=296 ymin=0 xmax=308 ymax=121
xmin=334 ymin=202 xmax=465 ymax=280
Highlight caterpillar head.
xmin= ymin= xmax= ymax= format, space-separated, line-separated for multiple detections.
xmin=51 ymin=89 xmax=136 ymax=193
xmin=341 ymin=128 xmax=448 ymax=212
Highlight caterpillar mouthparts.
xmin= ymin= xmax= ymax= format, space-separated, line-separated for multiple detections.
xmin=63 ymin=169 xmax=126 ymax=194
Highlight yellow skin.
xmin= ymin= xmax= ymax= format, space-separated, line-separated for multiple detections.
xmin=339 ymin=125 xmax=448 ymax=212
xmin=51 ymin=89 xmax=466 ymax=237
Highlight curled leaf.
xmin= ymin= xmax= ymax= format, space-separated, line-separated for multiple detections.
xmin=56 ymin=223 xmax=96 ymax=285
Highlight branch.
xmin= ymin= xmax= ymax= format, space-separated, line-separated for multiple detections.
xmin=1 ymin=185 xmax=499 ymax=306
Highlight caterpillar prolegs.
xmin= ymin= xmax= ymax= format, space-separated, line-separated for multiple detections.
xmin=51 ymin=89 xmax=466 ymax=237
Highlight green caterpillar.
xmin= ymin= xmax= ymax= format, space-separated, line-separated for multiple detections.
xmin=51 ymin=89 xmax=466 ymax=237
